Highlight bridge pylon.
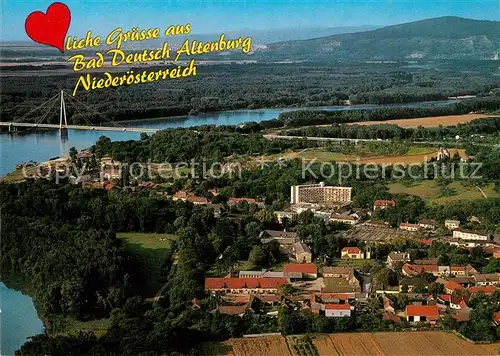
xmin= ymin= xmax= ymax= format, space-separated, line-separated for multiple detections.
xmin=59 ymin=90 xmax=68 ymax=137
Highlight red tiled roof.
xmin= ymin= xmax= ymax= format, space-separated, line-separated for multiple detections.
xmin=205 ymin=278 xmax=226 ymax=289
xmin=439 ymin=294 xmax=451 ymax=302
xmin=444 ymin=281 xmax=464 ymax=292
xmin=232 ymin=295 xmax=251 ymax=303
xmin=228 ymin=197 xmax=256 ymax=204
xmin=173 ymin=191 xmax=188 ymax=198
xmin=204 ymin=277 xmax=287 ymax=290
xmin=325 ymin=303 xmax=351 ymax=310
xmin=283 ymin=263 xmax=317 ymax=274
xmin=450 ymin=266 xmax=466 ymax=272
xmin=403 ymin=264 xmax=439 ymax=274
xmin=493 ymin=312 xmax=500 ymax=323
xmin=420 ymin=239 xmax=433 ymax=246
xmin=468 ymin=286 xmax=498 ymax=295
xmin=341 ymin=247 xmax=361 ymax=254
xmin=406 ymin=305 xmax=439 ymax=318
xmin=187 ymin=195 xmax=208 ymax=204
xmin=256 ymin=294 xmax=281 ymax=303
xmin=217 ymin=305 xmax=250 ymax=315
xmin=374 ymin=200 xmax=396 ymax=206
xmin=383 ymin=312 xmax=401 ymax=323
xmin=316 ymin=293 xmax=349 ymax=301
xmin=259 ymin=278 xmax=288 ymax=289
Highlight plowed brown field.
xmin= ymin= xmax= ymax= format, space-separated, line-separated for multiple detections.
xmin=220 ymin=332 xmax=500 ymax=356
xmin=312 ymin=332 xmax=499 ymax=356
xmin=227 ymin=336 xmax=290 ymax=356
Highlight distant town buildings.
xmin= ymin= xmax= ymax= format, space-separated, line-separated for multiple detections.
xmin=274 ymin=211 xmax=297 ymax=223
xmin=341 ymin=247 xmax=364 ymax=259
xmin=293 ymin=241 xmax=312 ymax=263
xmin=405 ymin=305 xmax=439 ymax=324
xmin=452 ymin=229 xmax=490 ymax=241
xmin=228 ymin=197 xmax=257 ymax=205
xmin=330 ymin=213 xmax=359 ymax=225
xmin=418 ymin=219 xmax=437 ymax=230
xmin=283 ymin=263 xmax=318 ymax=279
xmin=290 ymin=183 xmax=352 ymax=206
xmin=402 ymin=263 xmax=477 ymax=277
xmin=387 ymin=252 xmax=411 ymax=268
xmin=373 ymin=200 xmax=396 ymax=211
xmin=445 ymin=219 xmax=460 ymax=230
xmin=325 ymin=304 xmax=352 ymax=318
xmin=437 ymin=147 xmax=451 ymax=161
xmin=204 ymin=277 xmax=287 ymax=294
xmin=399 ymin=223 xmax=420 ymax=232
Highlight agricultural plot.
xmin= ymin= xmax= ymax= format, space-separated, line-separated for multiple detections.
xmin=287 ymin=335 xmax=319 ymax=356
xmin=345 ymin=225 xmax=417 ymax=243
xmin=211 ymin=332 xmax=499 ymax=356
xmin=312 ymin=332 xmax=499 ymax=356
xmin=348 ymin=114 xmax=492 ymax=128
xmin=227 ymin=336 xmax=291 ymax=356
xmin=388 ymin=180 xmax=500 ymax=204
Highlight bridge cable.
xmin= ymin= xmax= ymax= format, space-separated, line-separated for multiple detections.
xmin=63 ymin=93 xmax=124 ymax=128
xmin=66 ymin=98 xmax=96 ymax=128
xmin=15 ymin=92 xmax=62 ymax=123
xmin=35 ymin=95 xmax=60 ymax=125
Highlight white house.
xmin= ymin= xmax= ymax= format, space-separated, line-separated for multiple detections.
xmin=445 ymin=220 xmax=460 ymax=230
xmin=324 ymin=304 xmax=352 ymax=318
xmin=452 ymin=229 xmax=490 ymax=241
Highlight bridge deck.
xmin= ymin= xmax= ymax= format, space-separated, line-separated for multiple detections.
xmin=0 ymin=122 xmax=159 ymax=133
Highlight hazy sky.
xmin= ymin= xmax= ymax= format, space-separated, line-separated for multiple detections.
xmin=1 ymin=0 xmax=500 ymax=41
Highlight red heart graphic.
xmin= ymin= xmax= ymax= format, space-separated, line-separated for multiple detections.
xmin=25 ymin=2 xmax=71 ymax=53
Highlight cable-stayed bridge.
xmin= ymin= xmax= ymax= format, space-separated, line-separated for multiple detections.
xmin=0 ymin=91 xmax=159 ymax=135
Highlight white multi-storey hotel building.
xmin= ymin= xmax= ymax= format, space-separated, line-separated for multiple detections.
xmin=290 ymin=183 xmax=352 ymax=205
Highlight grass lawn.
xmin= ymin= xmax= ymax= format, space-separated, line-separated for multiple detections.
xmin=388 ymin=180 xmax=500 ymax=204
xmin=155 ymin=166 xmax=192 ymax=179
xmin=62 ymin=318 xmax=111 ymax=337
xmin=117 ymin=232 xmax=176 ymax=296
xmin=406 ymin=146 xmax=436 ymax=156
xmin=333 ymin=258 xmax=378 ymax=269
xmin=200 ymin=342 xmax=233 ymax=355
xmin=0 ymin=166 xmax=37 ymax=182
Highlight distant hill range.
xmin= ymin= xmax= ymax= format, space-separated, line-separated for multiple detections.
xmin=254 ymin=17 xmax=500 ymax=60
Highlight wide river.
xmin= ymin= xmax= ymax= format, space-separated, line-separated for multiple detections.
xmin=0 ymin=282 xmax=45 ymax=356
xmin=0 ymin=100 xmax=458 ymax=176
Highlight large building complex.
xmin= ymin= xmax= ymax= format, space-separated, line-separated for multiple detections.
xmin=290 ymin=183 xmax=352 ymax=206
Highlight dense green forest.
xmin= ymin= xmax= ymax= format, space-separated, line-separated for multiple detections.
xmin=2 ymin=61 xmax=500 ymax=124
xmin=91 ymin=129 xmax=316 ymax=164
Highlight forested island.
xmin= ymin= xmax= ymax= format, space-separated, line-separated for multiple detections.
xmin=2 ymin=60 xmax=500 ymax=125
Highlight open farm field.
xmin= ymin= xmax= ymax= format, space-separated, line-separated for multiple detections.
xmin=388 ymin=180 xmax=500 ymax=204
xmin=207 ymin=332 xmax=500 ymax=355
xmin=347 ymin=114 xmax=492 ymax=128
xmin=227 ymin=336 xmax=291 ymax=356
